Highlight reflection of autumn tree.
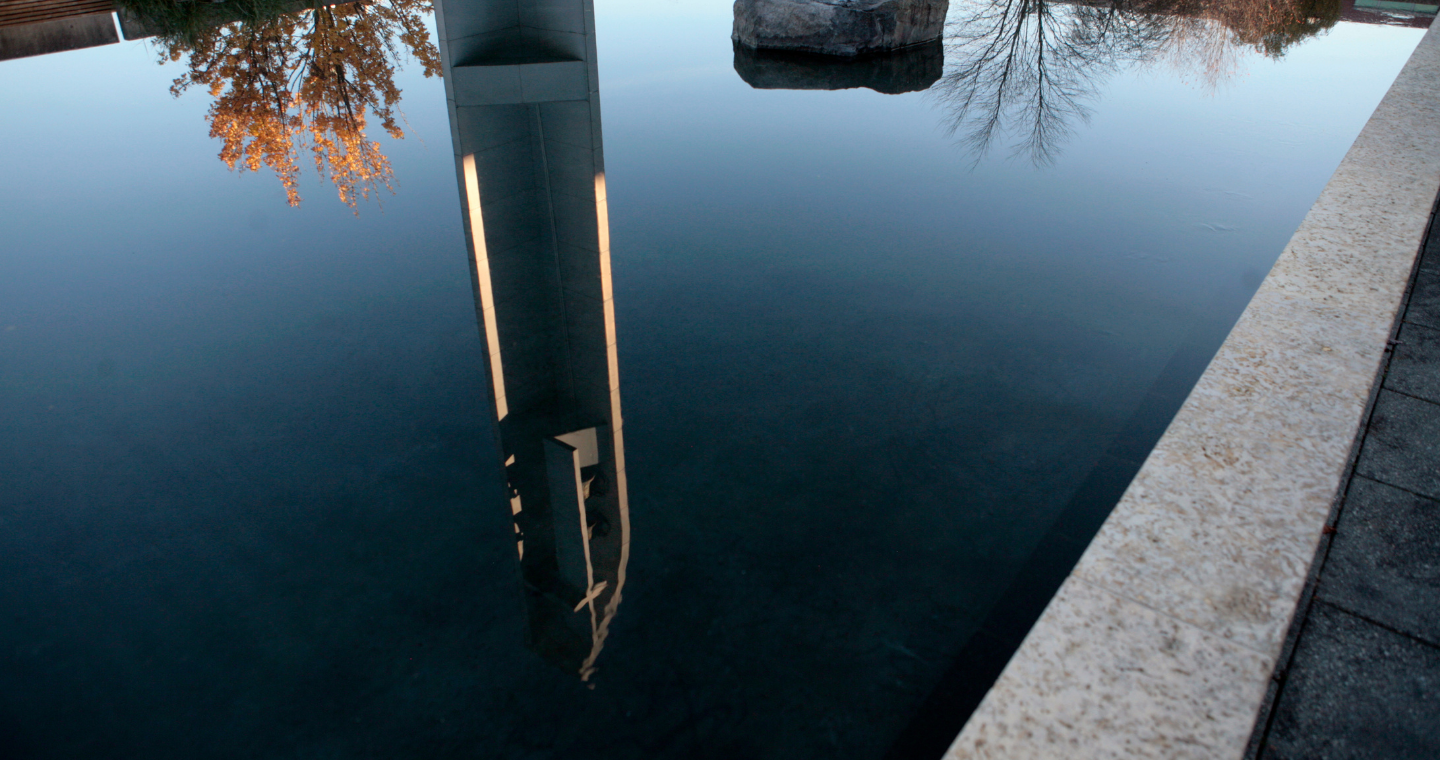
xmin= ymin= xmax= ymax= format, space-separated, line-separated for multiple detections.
xmin=937 ymin=0 xmax=1339 ymax=163
xmin=160 ymin=0 xmax=441 ymax=208
xmin=1204 ymin=0 xmax=1340 ymax=56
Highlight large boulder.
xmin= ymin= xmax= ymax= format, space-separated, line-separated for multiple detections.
xmin=732 ymin=0 xmax=948 ymax=57
xmin=732 ymin=40 xmax=942 ymax=94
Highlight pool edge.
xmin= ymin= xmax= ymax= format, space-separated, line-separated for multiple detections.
xmin=943 ymin=18 xmax=1440 ymax=760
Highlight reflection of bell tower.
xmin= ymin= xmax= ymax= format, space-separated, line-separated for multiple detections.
xmin=434 ymin=0 xmax=627 ymax=680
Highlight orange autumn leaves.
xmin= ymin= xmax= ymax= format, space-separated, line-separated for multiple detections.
xmin=162 ymin=0 xmax=441 ymax=209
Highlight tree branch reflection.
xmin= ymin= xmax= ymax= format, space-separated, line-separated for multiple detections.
xmin=128 ymin=0 xmax=440 ymax=209
xmin=936 ymin=0 xmax=1340 ymax=164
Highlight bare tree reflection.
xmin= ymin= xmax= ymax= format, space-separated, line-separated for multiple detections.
xmin=936 ymin=0 xmax=1340 ymax=164
xmin=129 ymin=0 xmax=440 ymax=209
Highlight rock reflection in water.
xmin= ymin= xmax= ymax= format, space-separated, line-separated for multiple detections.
xmin=733 ymin=39 xmax=944 ymax=93
xmin=732 ymin=0 xmax=950 ymax=55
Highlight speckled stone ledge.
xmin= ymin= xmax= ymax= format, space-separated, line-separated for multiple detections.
xmin=945 ymin=20 xmax=1440 ymax=760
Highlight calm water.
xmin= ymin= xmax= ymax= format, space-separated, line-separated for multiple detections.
xmin=0 ymin=0 xmax=1426 ymax=756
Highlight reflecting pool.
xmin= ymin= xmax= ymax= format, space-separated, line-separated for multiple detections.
xmin=0 ymin=0 xmax=1428 ymax=756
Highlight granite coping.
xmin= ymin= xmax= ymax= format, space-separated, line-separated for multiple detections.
xmin=943 ymin=18 xmax=1440 ymax=760
xmin=1245 ymin=215 xmax=1440 ymax=757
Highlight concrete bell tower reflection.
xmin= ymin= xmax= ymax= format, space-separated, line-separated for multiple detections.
xmin=435 ymin=0 xmax=627 ymax=680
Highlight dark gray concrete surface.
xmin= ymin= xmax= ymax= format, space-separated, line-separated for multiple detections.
xmin=1317 ymin=477 xmax=1440 ymax=644
xmin=1356 ymin=390 xmax=1440 ymax=500
xmin=1408 ymin=270 xmax=1440 ymax=330
xmin=1250 ymin=203 xmax=1440 ymax=759
xmin=1386 ymin=322 xmax=1440 ymax=401
xmin=1260 ymin=603 xmax=1440 ymax=760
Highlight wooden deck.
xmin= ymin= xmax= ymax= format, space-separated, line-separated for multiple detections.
xmin=0 ymin=0 xmax=116 ymax=60
xmin=0 ymin=0 xmax=115 ymax=28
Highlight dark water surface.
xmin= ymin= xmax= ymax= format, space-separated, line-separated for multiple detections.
xmin=0 ymin=0 xmax=1426 ymax=757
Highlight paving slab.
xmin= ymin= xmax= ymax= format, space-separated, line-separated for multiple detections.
xmin=1408 ymin=269 xmax=1440 ymax=329
xmin=1425 ymin=228 xmax=1440 ymax=272
xmin=1355 ymin=390 xmax=1440 ymax=501
xmin=1387 ymin=321 xmax=1440 ymax=402
xmin=1258 ymin=603 xmax=1440 ymax=760
xmin=1316 ymin=476 xmax=1440 ymax=645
